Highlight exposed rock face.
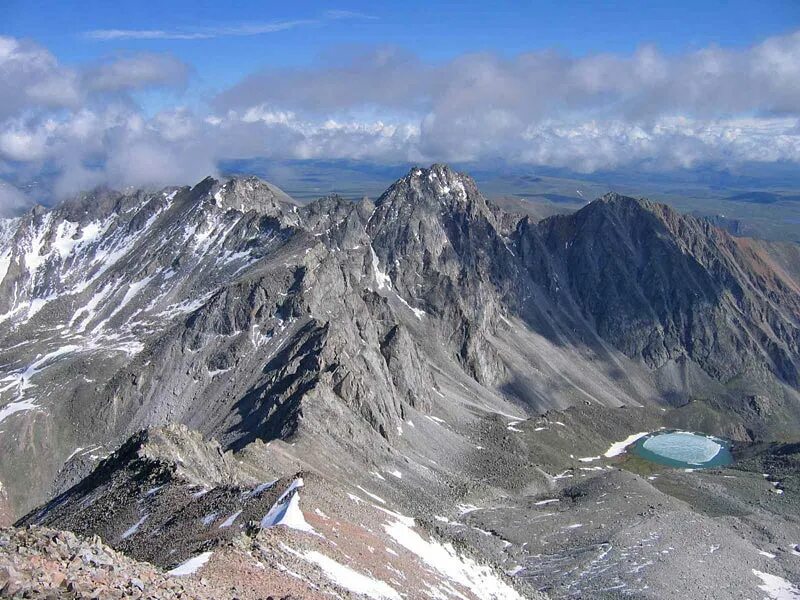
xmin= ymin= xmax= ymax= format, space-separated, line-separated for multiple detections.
xmin=18 ymin=423 xmax=297 ymax=568
xmin=523 ymin=193 xmax=800 ymax=384
xmin=366 ymin=164 xmax=517 ymax=383
xmin=0 ymin=524 xmax=345 ymax=600
xmin=0 ymin=165 xmax=799 ymax=526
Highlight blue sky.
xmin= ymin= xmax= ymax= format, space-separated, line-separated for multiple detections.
xmin=2 ymin=1 xmax=800 ymax=202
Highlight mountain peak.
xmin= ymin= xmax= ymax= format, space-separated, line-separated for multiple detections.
xmin=599 ymin=191 xmax=627 ymax=203
xmin=404 ymin=163 xmax=468 ymax=189
xmin=579 ymin=191 xmax=661 ymax=220
xmin=375 ymin=163 xmax=483 ymax=212
xmin=407 ymin=162 xmax=458 ymax=179
xmin=187 ymin=175 xmax=297 ymax=215
xmin=596 ymin=191 xmax=650 ymax=206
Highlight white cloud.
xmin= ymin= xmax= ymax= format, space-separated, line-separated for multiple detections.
xmin=84 ymin=20 xmax=316 ymax=41
xmin=0 ymin=179 xmax=32 ymax=216
xmin=210 ymin=32 xmax=800 ymax=170
xmin=0 ymin=36 xmax=81 ymax=118
xmin=0 ymin=35 xmax=188 ymax=121
xmin=2 ymin=30 xmax=800 ymax=204
xmin=0 ymin=123 xmax=51 ymax=162
xmin=82 ymin=11 xmax=377 ymax=41
xmin=84 ymin=53 xmax=189 ymax=92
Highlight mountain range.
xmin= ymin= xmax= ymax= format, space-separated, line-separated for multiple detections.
xmin=0 ymin=164 xmax=798 ymax=599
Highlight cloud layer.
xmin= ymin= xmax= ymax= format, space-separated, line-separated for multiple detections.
xmin=1 ymin=29 xmax=800 ymax=209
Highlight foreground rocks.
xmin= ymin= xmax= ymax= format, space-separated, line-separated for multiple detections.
xmin=0 ymin=526 xmax=233 ymax=599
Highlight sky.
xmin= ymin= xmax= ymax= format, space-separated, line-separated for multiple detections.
xmin=2 ymin=0 xmax=800 ymax=206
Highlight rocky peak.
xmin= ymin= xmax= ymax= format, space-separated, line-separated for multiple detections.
xmin=538 ymin=191 xmax=683 ymax=254
xmin=527 ymin=190 xmax=800 ymax=385
xmin=186 ymin=175 xmax=297 ymax=217
xmin=598 ymin=191 xmax=636 ymax=204
xmin=581 ymin=191 xmax=654 ymax=218
xmin=44 ymin=186 xmax=152 ymax=225
xmin=374 ymin=164 xmax=488 ymax=216
xmin=366 ymin=164 xmax=499 ymax=257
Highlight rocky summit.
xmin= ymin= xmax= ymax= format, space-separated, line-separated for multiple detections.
xmin=1 ymin=165 xmax=799 ymax=599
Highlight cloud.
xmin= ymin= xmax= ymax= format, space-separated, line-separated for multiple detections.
xmin=0 ymin=121 xmax=51 ymax=162
xmin=83 ymin=11 xmax=376 ymax=41
xmin=0 ymin=35 xmax=189 ymax=121
xmin=324 ymin=10 xmax=378 ymax=20
xmin=0 ymin=36 xmax=81 ymax=119
xmin=3 ymin=30 xmax=800 ymax=204
xmin=209 ymin=33 xmax=800 ymax=169
xmin=84 ymin=53 xmax=189 ymax=92
xmin=216 ymin=33 xmax=800 ymax=120
xmin=216 ymin=47 xmax=427 ymax=113
xmin=0 ymin=36 xmax=198 ymax=201
xmin=84 ymin=20 xmax=316 ymax=41
xmin=1 ymin=105 xmax=218 ymax=198
xmin=0 ymin=179 xmax=32 ymax=216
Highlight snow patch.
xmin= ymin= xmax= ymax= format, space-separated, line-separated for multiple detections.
xmin=286 ymin=546 xmax=401 ymax=600
xmin=356 ymin=485 xmax=387 ymax=504
xmin=219 ymin=510 xmax=242 ymax=528
xmin=604 ymin=432 xmax=650 ymax=458
xmin=121 ymin=514 xmax=148 ymax=539
xmin=0 ymin=399 xmax=38 ymax=423
xmin=168 ymin=551 xmax=213 ymax=576
xmin=457 ymin=504 xmax=480 ymax=516
xmin=260 ymin=478 xmax=314 ymax=533
xmin=752 ymin=569 xmax=800 ymax=599
xmin=65 ymin=447 xmax=84 ymax=461
xmin=0 ymin=249 xmax=11 ymax=286
xmin=393 ymin=291 xmax=425 ymax=319
xmin=92 ymin=275 xmax=154 ymax=333
xmin=370 ymin=247 xmax=392 ymax=290
xmin=383 ymin=519 xmax=524 ymax=600
xmin=250 ymin=479 xmax=278 ymax=498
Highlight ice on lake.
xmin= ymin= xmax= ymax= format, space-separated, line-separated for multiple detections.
xmin=641 ymin=432 xmax=722 ymax=465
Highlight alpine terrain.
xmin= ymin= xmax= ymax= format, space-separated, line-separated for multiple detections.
xmin=1 ymin=164 xmax=799 ymax=599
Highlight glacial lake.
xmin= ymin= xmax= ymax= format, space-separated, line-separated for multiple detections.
xmin=632 ymin=431 xmax=733 ymax=469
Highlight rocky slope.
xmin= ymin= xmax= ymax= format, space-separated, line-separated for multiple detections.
xmin=2 ymin=165 xmax=800 ymax=598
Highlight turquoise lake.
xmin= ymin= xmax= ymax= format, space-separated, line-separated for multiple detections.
xmin=632 ymin=431 xmax=733 ymax=469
